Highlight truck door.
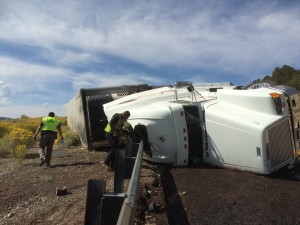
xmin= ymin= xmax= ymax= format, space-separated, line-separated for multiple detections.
xmin=183 ymin=106 xmax=203 ymax=166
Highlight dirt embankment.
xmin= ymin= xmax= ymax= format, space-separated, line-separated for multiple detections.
xmin=0 ymin=146 xmax=166 ymax=225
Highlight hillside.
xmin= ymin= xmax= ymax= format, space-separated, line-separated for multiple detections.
xmin=253 ymin=65 xmax=300 ymax=90
xmin=0 ymin=117 xmax=11 ymax=121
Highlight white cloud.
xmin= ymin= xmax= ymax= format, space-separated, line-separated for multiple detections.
xmin=1 ymin=0 xmax=300 ymax=117
xmin=0 ymin=56 xmax=73 ymax=91
xmin=0 ymin=80 xmax=11 ymax=97
xmin=0 ymin=80 xmax=11 ymax=105
xmin=55 ymin=50 xmax=93 ymax=65
xmin=0 ymin=54 xmax=166 ymax=117
xmin=1 ymin=0 xmax=300 ymax=75
xmin=71 ymin=72 xmax=166 ymax=90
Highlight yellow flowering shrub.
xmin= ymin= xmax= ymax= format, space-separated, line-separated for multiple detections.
xmin=15 ymin=144 xmax=27 ymax=164
xmin=9 ymin=127 xmax=33 ymax=147
xmin=13 ymin=117 xmax=41 ymax=133
xmin=0 ymin=121 xmax=14 ymax=138
xmin=8 ymin=127 xmax=34 ymax=163
xmin=0 ymin=116 xmax=77 ymax=159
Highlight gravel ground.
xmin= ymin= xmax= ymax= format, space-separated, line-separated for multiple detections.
xmin=0 ymin=145 xmax=299 ymax=225
xmin=0 ymin=146 xmax=165 ymax=225
xmin=158 ymin=159 xmax=300 ymax=225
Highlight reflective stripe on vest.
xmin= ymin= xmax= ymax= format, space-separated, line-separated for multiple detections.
xmin=104 ymin=123 xmax=112 ymax=133
xmin=104 ymin=114 xmax=125 ymax=133
xmin=42 ymin=117 xmax=60 ymax=132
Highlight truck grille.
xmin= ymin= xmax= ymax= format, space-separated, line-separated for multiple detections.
xmin=266 ymin=118 xmax=295 ymax=170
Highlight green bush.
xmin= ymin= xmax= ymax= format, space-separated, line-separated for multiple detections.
xmin=0 ymin=122 xmax=13 ymax=138
xmin=64 ymin=129 xmax=81 ymax=147
xmin=55 ymin=128 xmax=81 ymax=148
xmin=14 ymin=144 xmax=27 ymax=165
xmin=0 ymin=124 xmax=8 ymax=138
xmin=0 ymin=134 xmax=12 ymax=158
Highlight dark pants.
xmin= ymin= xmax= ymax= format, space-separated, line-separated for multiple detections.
xmin=104 ymin=133 xmax=119 ymax=168
xmin=39 ymin=133 xmax=56 ymax=166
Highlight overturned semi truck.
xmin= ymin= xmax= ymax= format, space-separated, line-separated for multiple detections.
xmin=102 ymin=82 xmax=300 ymax=174
xmin=66 ymin=84 xmax=159 ymax=149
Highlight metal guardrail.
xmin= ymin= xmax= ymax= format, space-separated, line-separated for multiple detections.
xmin=117 ymin=141 xmax=143 ymax=225
xmin=84 ymin=139 xmax=144 ymax=225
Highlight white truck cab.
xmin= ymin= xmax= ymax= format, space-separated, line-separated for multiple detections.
xmin=103 ymin=82 xmax=297 ymax=174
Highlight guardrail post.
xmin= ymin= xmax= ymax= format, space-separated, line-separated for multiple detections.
xmin=124 ymin=138 xmax=140 ymax=179
xmin=85 ymin=140 xmax=144 ymax=225
xmin=84 ymin=179 xmax=106 ymax=225
xmin=100 ymin=193 xmax=126 ymax=225
xmin=114 ymin=149 xmax=125 ymax=193
xmin=125 ymin=137 xmax=132 ymax=157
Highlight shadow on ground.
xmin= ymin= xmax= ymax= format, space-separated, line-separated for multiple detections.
xmin=157 ymin=165 xmax=191 ymax=225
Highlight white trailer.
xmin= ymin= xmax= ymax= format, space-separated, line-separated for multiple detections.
xmin=103 ymin=82 xmax=297 ymax=174
xmin=66 ymin=84 xmax=155 ymax=149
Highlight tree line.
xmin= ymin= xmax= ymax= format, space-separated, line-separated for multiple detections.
xmin=253 ymin=65 xmax=300 ymax=90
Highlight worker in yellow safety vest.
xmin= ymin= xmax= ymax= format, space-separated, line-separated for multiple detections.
xmin=103 ymin=111 xmax=130 ymax=171
xmin=33 ymin=112 xmax=64 ymax=167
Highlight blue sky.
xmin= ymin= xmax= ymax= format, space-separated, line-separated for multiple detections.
xmin=0 ymin=0 xmax=300 ymax=118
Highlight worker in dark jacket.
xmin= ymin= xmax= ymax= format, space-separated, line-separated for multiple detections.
xmin=103 ymin=111 xmax=130 ymax=171
xmin=33 ymin=112 xmax=64 ymax=167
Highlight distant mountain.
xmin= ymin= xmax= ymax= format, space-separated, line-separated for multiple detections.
xmin=0 ymin=116 xmax=11 ymax=120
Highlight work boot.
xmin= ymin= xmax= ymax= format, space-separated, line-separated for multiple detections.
xmin=104 ymin=164 xmax=114 ymax=172
xmin=39 ymin=158 xmax=45 ymax=166
xmin=106 ymin=166 xmax=114 ymax=172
